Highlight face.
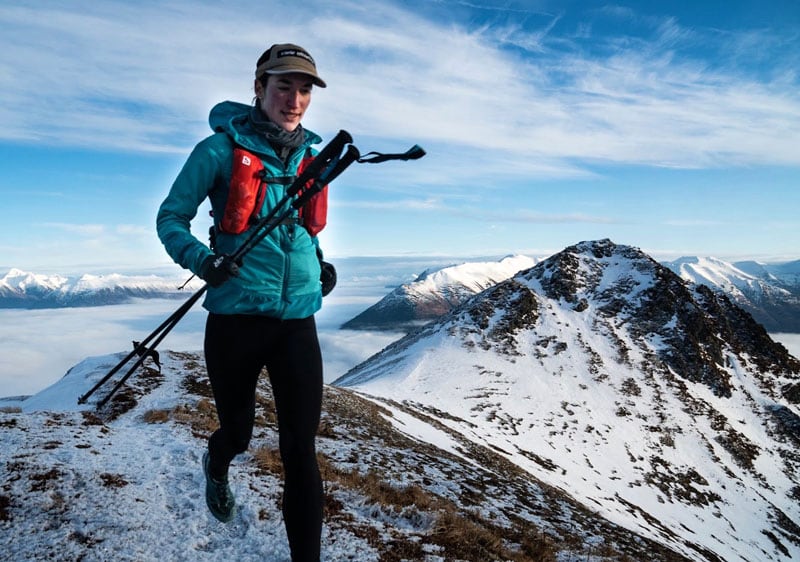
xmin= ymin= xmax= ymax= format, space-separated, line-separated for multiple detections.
xmin=256 ymin=73 xmax=313 ymax=132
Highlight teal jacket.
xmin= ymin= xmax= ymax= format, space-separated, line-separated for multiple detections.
xmin=157 ymin=101 xmax=323 ymax=318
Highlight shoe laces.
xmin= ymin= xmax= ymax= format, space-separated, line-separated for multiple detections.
xmin=211 ymin=475 xmax=232 ymax=502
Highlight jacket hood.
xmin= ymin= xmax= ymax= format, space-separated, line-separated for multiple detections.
xmin=208 ymin=101 xmax=321 ymax=155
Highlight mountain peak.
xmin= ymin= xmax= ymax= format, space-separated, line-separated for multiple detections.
xmin=1 ymin=268 xmax=68 ymax=290
xmin=341 ymin=254 xmax=538 ymax=331
xmin=336 ymin=238 xmax=800 ymax=561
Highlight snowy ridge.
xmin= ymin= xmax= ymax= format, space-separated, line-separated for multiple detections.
xmin=2 ymin=349 xmax=693 ymax=561
xmin=664 ymin=255 xmax=793 ymax=302
xmin=0 ymin=268 xmax=70 ymax=297
xmin=664 ymin=256 xmax=800 ymax=332
xmin=0 ymin=268 xmax=204 ymax=308
xmin=336 ymin=239 xmax=800 ymax=562
xmin=733 ymin=259 xmax=800 ymax=288
xmin=343 ymin=253 xmax=800 ymax=334
xmin=341 ymin=254 xmax=537 ymax=331
xmin=666 ymin=256 xmax=763 ymax=295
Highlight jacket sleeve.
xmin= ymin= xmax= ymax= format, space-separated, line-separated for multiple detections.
xmin=156 ymin=135 xmax=228 ymax=275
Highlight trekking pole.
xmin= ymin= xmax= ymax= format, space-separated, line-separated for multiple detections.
xmin=78 ymin=285 xmax=207 ymax=405
xmin=91 ymin=146 xmax=357 ymax=407
xmin=231 ymin=144 xmax=362 ymax=262
xmin=165 ymin=130 xmax=356 ymax=292
xmin=92 ymin=287 xmax=207 ymax=408
xmin=229 ymin=130 xmax=353 ymax=261
xmin=79 ymin=132 xmax=424 ymax=408
xmin=78 ymin=131 xmax=356 ymax=407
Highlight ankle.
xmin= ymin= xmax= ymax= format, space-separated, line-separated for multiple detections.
xmin=210 ymin=468 xmax=228 ymax=482
xmin=203 ymin=451 xmax=229 ymax=482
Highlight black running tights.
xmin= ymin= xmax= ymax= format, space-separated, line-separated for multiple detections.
xmin=204 ymin=313 xmax=323 ymax=562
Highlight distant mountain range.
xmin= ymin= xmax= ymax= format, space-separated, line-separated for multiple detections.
xmin=335 ymin=238 xmax=800 ymax=561
xmin=665 ymin=256 xmax=800 ymax=332
xmin=0 ymin=268 xmax=203 ymax=308
xmin=342 ymin=252 xmax=800 ymax=334
xmin=4 ymin=252 xmax=800 ymax=334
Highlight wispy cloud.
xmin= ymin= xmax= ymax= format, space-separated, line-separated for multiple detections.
xmin=663 ymin=219 xmax=726 ymax=227
xmin=20 ymin=222 xmax=165 ymax=272
xmin=116 ymin=224 xmax=151 ymax=236
xmin=339 ymin=196 xmax=616 ymax=224
xmin=41 ymin=223 xmax=106 ymax=236
xmin=37 ymin=222 xmax=153 ymax=241
xmin=343 ymin=197 xmax=445 ymax=211
xmin=0 ymin=0 xmax=798 ymax=178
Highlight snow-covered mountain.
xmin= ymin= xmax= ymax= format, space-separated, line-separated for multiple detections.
xmin=335 ymin=239 xmax=800 ymax=562
xmin=0 ymin=268 xmax=203 ymax=308
xmin=663 ymin=256 xmax=800 ymax=332
xmin=8 ymin=252 xmax=799 ymax=335
xmin=3 ymin=350 xmax=695 ymax=561
xmin=341 ymin=254 xmax=800 ymax=334
xmin=732 ymin=259 xmax=800 ymax=289
xmin=341 ymin=255 xmax=538 ymax=331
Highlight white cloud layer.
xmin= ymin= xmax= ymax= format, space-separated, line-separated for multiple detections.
xmin=1 ymin=0 xmax=798 ymax=178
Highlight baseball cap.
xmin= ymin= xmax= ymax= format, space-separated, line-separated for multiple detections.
xmin=255 ymin=43 xmax=326 ymax=88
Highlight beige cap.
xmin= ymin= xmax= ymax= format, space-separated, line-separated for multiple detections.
xmin=255 ymin=43 xmax=326 ymax=88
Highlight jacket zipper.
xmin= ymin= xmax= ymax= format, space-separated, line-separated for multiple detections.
xmin=279 ymin=148 xmax=303 ymax=313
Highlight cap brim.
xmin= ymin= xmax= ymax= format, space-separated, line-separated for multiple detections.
xmin=266 ymin=69 xmax=327 ymax=88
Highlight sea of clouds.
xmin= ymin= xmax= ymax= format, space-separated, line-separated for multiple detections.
xmin=0 ymin=256 xmax=458 ymax=398
xmin=2 ymin=255 xmax=799 ymax=399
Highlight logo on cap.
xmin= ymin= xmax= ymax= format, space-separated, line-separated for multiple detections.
xmin=276 ymin=48 xmax=315 ymax=65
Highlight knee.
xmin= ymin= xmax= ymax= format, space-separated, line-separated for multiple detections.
xmin=222 ymin=409 xmax=256 ymax=453
xmin=279 ymin=433 xmax=317 ymax=471
xmin=230 ymin=433 xmax=252 ymax=455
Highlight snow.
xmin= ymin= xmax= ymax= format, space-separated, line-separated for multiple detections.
xmin=3 ymin=346 xmax=643 ymax=562
xmin=665 ymin=255 xmax=791 ymax=299
xmin=71 ymin=272 xmax=197 ymax=292
xmin=1 ymin=268 xmax=69 ymax=291
xmin=20 ymin=355 xmax=118 ymax=413
xmin=337 ymin=242 xmax=800 ymax=562
xmin=411 ymin=255 xmax=537 ymax=296
xmin=0 ymin=353 xmax=382 ymax=561
xmin=0 ymin=267 xmax=205 ymax=304
xmin=360 ymin=396 xmax=474 ymax=466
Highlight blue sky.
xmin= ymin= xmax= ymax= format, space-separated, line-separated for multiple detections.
xmin=1 ymin=0 xmax=798 ymax=274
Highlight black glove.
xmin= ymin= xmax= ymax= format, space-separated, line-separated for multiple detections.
xmin=200 ymin=254 xmax=240 ymax=288
xmin=320 ymin=261 xmax=337 ymax=297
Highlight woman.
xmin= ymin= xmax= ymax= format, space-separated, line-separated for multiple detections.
xmin=157 ymin=43 xmax=327 ymax=562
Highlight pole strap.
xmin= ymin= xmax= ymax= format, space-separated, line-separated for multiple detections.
xmin=78 ymin=132 xmax=425 ymax=408
xmin=357 ymin=144 xmax=426 ymax=164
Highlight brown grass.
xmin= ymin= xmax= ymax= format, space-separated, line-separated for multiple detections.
xmin=430 ymin=506 xmax=558 ymax=562
xmin=99 ymin=473 xmax=129 ymax=489
xmin=141 ymin=409 xmax=170 ymax=423
xmin=252 ymin=446 xmax=284 ymax=476
xmin=141 ymin=398 xmax=219 ymax=438
xmin=313 ymin=450 xmax=557 ymax=562
xmin=134 ymin=369 xmax=627 ymax=561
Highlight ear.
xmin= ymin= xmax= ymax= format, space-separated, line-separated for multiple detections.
xmin=254 ymin=78 xmax=264 ymax=99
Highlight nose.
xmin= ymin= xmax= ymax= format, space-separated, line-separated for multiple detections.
xmin=287 ymin=89 xmax=301 ymax=107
